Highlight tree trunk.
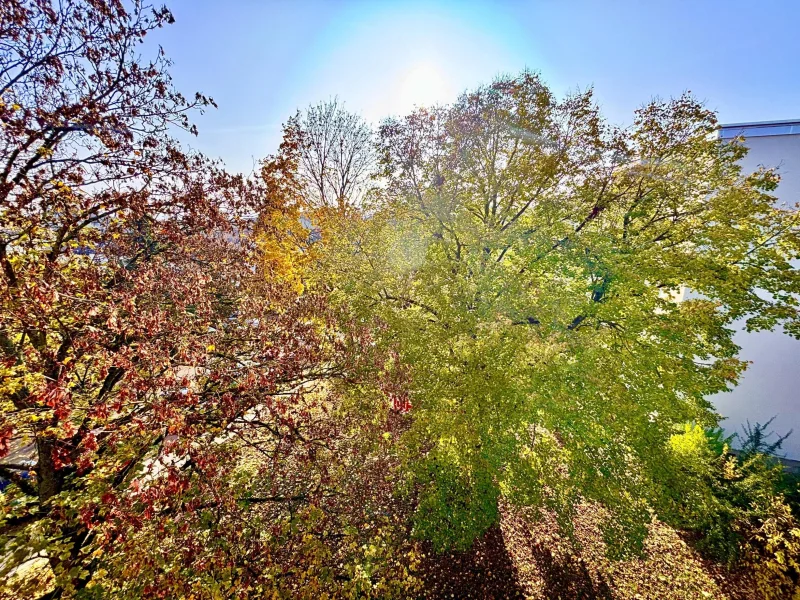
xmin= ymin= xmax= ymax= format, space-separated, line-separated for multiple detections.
xmin=36 ymin=437 xmax=63 ymax=502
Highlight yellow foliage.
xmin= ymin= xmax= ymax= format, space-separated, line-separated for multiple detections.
xmin=743 ymin=499 xmax=800 ymax=599
xmin=257 ymin=207 xmax=311 ymax=295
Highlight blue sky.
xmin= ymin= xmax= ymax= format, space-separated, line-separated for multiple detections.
xmin=154 ymin=0 xmax=800 ymax=174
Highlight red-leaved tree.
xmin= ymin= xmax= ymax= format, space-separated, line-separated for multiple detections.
xmin=0 ymin=2 xmax=416 ymax=598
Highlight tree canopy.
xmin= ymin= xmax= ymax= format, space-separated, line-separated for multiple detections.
xmin=0 ymin=2 xmax=412 ymax=598
xmin=2 ymin=2 xmax=800 ymax=599
xmin=316 ymin=73 xmax=800 ymax=553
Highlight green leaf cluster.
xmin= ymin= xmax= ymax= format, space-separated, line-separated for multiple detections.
xmin=316 ymin=72 xmax=800 ymax=556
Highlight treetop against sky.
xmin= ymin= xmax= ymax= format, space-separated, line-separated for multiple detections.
xmin=150 ymin=0 xmax=800 ymax=174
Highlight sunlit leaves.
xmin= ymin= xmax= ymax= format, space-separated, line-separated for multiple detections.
xmin=318 ymin=71 xmax=800 ymax=561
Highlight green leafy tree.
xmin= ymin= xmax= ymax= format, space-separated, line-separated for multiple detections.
xmin=317 ymin=72 xmax=800 ymax=554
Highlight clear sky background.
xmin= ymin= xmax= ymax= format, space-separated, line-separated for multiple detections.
xmin=153 ymin=0 xmax=800 ymax=174
xmin=151 ymin=0 xmax=800 ymax=453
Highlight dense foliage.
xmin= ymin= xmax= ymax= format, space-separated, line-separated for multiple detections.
xmin=0 ymin=2 xmax=415 ymax=598
xmin=2 ymin=2 xmax=799 ymax=598
xmin=316 ymin=72 xmax=800 ymax=549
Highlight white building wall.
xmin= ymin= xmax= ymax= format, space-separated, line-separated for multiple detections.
xmin=709 ymin=123 xmax=800 ymax=456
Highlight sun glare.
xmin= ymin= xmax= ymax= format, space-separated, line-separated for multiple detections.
xmin=397 ymin=63 xmax=452 ymax=111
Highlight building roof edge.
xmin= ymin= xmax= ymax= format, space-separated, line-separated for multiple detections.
xmin=720 ymin=118 xmax=800 ymax=129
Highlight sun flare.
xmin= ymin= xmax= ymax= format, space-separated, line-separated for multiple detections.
xmin=397 ymin=63 xmax=452 ymax=110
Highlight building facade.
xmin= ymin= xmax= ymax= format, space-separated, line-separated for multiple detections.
xmin=711 ymin=120 xmax=800 ymax=457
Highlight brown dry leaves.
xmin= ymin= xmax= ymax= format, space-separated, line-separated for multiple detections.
xmin=499 ymin=501 xmax=769 ymax=600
